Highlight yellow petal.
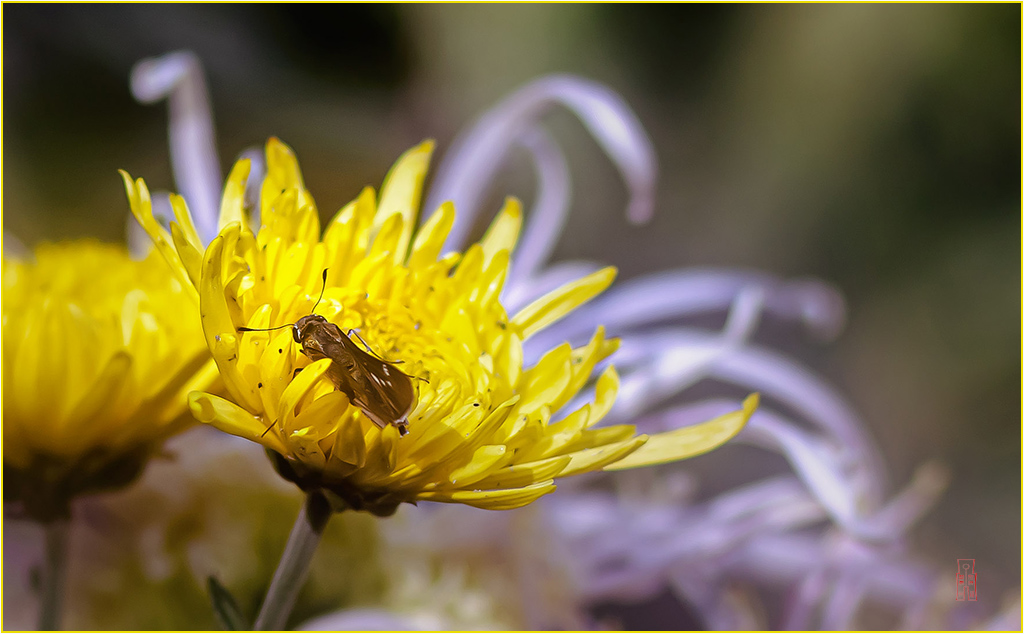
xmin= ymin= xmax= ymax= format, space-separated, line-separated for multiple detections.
xmin=516 ymin=343 xmax=573 ymax=414
xmin=479 ymin=197 xmax=522 ymax=264
xmin=169 ymin=193 xmax=203 ymax=251
xmin=367 ymin=212 xmax=405 ymax=262
xmin=604 ymin=394 xmax=758 ymax=471
xmin=549 ymin=327 xmax=610 ymax=413
xmin=170 ymin=222 xmax=203 ymax=288
xmin=588 ymin=365 xmax=620 ymax=426
xmin=200 ymin=229 xmax=261 ymax=411
xmin=556 ymin=436 xmax=648 ymax=478
xmin=331 ymin=410 xmax=368 ymax=468
xmin=262 ymin=137 xmax=314 ymax=219
xmin=279 ymin=357 xmax=334 ymax=432
xmin=291 ymin=390 xmax=349 ymax=441
xmin=469 ymin=454 xmax=572 ymax=491
xmin=120 ymin=171 xmax=192 ymax=290
xmin=468 ymin=249 xmax=509 ymax=312
xmin=447 ymin=445 xmax=507 ymax=486
xmin=257 ymin=329 xmax=298 ymax=422
xmin=218 ymin=158 xmax=251 ymax=231
xmin=517 ymin=404 xmax=591 ymax=463
xmin=324 ymin=187 xmax=376 ymax=281
xmin=287 ymin=426 xmax=327 ymax=471
xmin=417 ymin=480 xmax=556 ymax=510
xmin=407 ymin=201 xmax=455 ymax=269
xmin=60 ymin=352 xmax=133 ymax=447
xmin=511 ymin=266 xmax=617 ymax=339
xmin=374 ymin=140 xmax=434 ymax=263
xmin=190 ymin=391 xmax=288 ymax=455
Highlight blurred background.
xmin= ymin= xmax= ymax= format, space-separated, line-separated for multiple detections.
xmin=4 ymin=3 xmax=1020 ymax=628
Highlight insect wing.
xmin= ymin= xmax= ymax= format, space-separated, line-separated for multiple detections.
xmin=313 ymin=323 xmax=415 ymax=430
xmin=346 ymin=344 xmax=416 ymax=429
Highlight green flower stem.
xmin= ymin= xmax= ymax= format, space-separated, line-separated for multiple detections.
xmin=39 ymin=518 xmax=70 ymax=631
xmin=253 ymin=491 xmax=332 ymax=631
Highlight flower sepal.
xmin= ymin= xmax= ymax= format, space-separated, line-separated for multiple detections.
xmin=4 ymin=447 xmax=151 ymax=523
xmin=266 ymin=449 xmax=404 ymax=517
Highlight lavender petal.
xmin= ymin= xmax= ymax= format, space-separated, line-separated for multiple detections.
xmin=131 ymin=51 xmax=222 ymax=243
xmin=428 ymin=74 xmax=657 ymax=252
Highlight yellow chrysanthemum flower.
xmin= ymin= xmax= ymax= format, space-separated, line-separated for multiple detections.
xmin=124 ymin=138 xmax=756 ymax=517
xmin=2 ymin=241 xmax=216 ymax=521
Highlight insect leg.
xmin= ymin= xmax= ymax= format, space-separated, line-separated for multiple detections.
xmin=346 ymin=328 xmax=394 ymax=362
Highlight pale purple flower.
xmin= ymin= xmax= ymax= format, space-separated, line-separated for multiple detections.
xmin=127 ymin=50 xmax=1009 ymax=631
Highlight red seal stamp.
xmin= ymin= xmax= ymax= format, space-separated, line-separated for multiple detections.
xmin=955 ymin=559 xmax=977 ymax=601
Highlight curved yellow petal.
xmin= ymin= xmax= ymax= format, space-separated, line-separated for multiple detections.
xmin=218 ymin=158 xmax=251 ymax=231
xmin=407 ymin=201 xmax=455 ymax=269
xmin=418 ymin=479 xmax=556 ymax=510
xmin=4 ymin=240 xmax=213 ymax=519
xmin=511 ymin=266 xmax=617 ymax=339
xmin=127 ymin=138 xmax=757 ymax=518
xmin=119 ymin=171 xmax=193 ymax=291
xmin=479 ymin=197 xmax=522 ymax=264
xmin=374 ymin=140 xmax=434 ymax=263
xmin=604 ymin=393 xmax=759 ymax=471
xmin=190 ymin=391 xmax=288 ymax=455
xmin=469 ymin=454 xmax=572 ymax=491
xmin=556 ymin=436 xmax=648 ymax=478
xmin=169 ymin=193 xmax=203 ymax=251
xmin=199 ymin=227 xmax=261 ymax=412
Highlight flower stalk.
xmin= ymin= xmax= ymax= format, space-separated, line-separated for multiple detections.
xmin=38 ymin=519 xmax=70 ymax=631
xmin=253 ymin=491 xmax=332 ymax=631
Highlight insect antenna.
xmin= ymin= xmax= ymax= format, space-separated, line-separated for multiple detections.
xmin=238 ymin=269 xmax=330 ymax=333
xmin=238 ymin=323 xmax=294 ymax=333
xmin=310 ymin=268 xmax=329 ymax=314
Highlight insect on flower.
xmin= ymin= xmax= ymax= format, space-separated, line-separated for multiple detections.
xmin=239 ymin=269 xmax=417 ymax=436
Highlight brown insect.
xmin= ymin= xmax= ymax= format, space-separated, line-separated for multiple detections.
xmin=240 ymin=270 xmax=415 ymax=436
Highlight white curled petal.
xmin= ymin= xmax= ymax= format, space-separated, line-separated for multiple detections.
xmin=785 ymin=277 xmax=847 ymax=341
xmin=742 ymin=413 xmax=861 ymax=530
xmin=741 ymin=413 xmax=938 ymax=542
xmin=131 ymin=51 xmax=222 ymax=243
xmin=733 ymin=533 xmax=935 ymax=604
xmin=602 ymin=288 xmax=764 ymax=421
xmin=544 ymin=478 xmax=826 ymax=608
xmin=574 ymin=329 xmax=734 ymax=422
xmin=711 ymin=344 xmax=884 ymax=505
xmin=529 ymin=268 xmax=846 ymax=350
xmin=612 ymin=333 xmax=731 ymax=420
xmin=702 ymin=476 xmax=821 ymax=528
xmin=428 ymin=74 xmax=657 ymax=251
xmin=507 ymin=125 xmax=571 ymax=287
xmin=722 ymin=285 xmax=766 ymax=343
xmin=730 ymin=533 xmax=829 ymax=585
xmin=671 ymin=479 xmax=825 ymax=560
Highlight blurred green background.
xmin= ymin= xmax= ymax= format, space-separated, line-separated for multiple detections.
xmin=4 ymin=2 xmax=1020 ymax=613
